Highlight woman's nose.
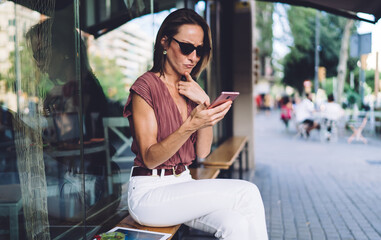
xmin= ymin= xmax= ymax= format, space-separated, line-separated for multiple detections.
xmin=188 ymin=50 xmax=199 ymax=62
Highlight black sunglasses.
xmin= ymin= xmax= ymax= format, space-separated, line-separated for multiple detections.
xmin=172 ymin=38 xmax=210 ymax=57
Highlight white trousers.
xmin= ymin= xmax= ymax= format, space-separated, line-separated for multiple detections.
xmin=127 ymin=168 xmax=268 ymax=240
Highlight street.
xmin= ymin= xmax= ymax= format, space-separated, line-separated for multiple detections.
xmin=254 ymin=110 xmax=381 ymax=240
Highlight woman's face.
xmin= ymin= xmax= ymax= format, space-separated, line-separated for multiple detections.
xmin=163 ymin=24 xmax=204 ymax=77
xmin=47 ymin=48 xmax=74 ymax=81
xmin=30 ymin=33 xmax=74 ymax=82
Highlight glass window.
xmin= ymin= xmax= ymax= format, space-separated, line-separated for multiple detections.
xmin=8 ymin=19 xmax=15 ymax=26
xmin=0 ymin=1 xmax=165 ymax=239
xmin=0 ymin=1 xmax=211 ymax=239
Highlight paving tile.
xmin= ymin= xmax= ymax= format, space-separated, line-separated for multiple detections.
xmin=252 ymin=111 xmax=381 ymax=240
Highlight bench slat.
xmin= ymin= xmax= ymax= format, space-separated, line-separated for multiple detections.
xmin=203 ymin=136 xmax=248 ymax=167
xmin=190 ymin=167 xmax=220 ymax=179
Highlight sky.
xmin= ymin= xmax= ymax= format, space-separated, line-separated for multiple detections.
xmin=272 ymin=3 xmax=291 ymax=60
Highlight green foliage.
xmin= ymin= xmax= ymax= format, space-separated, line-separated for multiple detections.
xmin=256 ymin=2 xmax=274 ymax=58
xmin=256 ymin=1 xmax=274 ymax=76
xmin=346 ymin=91 xmax=360 ymax=107
xmin=323 ymin=71 xmax=373 ymax=108
xmin=89 ymin=54 xmax=127 ymax=104
xmin=364 ymin=69 xmax=375 ymax=93
xmin=287 ymin=7 xmax=316 ymax=52
xmin=323 ymin=77 xmax=361 ymax=108
xmin=322 ymin=77 xmax=334 ymax=96
xmin=282 ymin=6 xmax=357 ymax=94
xmin=349 ymin=68 xmax=376 ymax=93
xmin=283 ymin=6 xmax=316 ymax=93
xmin=4 ymin=41 xmax=52 ymax=99
xmin=4 ymin=51 xmax=16 ymax=92
xmin=347 ymin=57 xmax=358 ymax=73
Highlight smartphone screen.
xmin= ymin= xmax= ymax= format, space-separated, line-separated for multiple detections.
xmin=208 ymin=91 xmax=240 ymax=109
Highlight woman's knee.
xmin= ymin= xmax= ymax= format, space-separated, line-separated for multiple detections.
xmin=214 ymin=212 xmax=250 ymax=239
xmin=237 ymin=180 xmax=262 ymax=201
xmin=249 ymin=182 xmax=261 ymax=198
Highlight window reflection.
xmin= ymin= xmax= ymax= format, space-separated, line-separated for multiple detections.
xmin=0 ymin=0 xmax=168 ymax=239
xmin=25 ymin=15 xmax=123 ymax=227
xmin=88 ymin=10 xmax=170 ymax=103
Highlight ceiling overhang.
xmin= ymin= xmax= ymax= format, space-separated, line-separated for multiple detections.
xmin=260 ymin=0 xmax=381 ymax=24
xmin=10 ymin=0 xmax=381 ymax=39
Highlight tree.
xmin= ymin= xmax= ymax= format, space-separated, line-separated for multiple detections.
xmin=282 ymin=6 xmax=356 ymax=94
xmin=89 ymin=54 xmax=127 ymax=104
xmin=336 ymin=19 xmax=354 ymax=103
xmin=256 ymin=1 xmax=274 ymax=75
xmin=282 ymin=6 xmax=316 ymax=93
xmin=5 ymin=41 xmax=53 ymax=99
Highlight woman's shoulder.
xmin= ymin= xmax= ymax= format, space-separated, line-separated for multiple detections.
xmin=137 ymin=71 xmax=159 ymax=82
xmin=124 ymin=72 xmax=157 ymax=117
xmin=134 ymin=71 xmax=162 ymax=88
xmin=131 ymin=72 xmax=159 ymax=89
xmin=130 ymin=72 xmax=166 ymax=102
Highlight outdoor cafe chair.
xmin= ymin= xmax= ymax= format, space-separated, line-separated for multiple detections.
xmin=347 ymin=113 xmax=368 ymax=144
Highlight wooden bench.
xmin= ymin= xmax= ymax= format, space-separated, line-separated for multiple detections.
xmin=202 ymin=136 xmax=249 ymax=179
xmin=115 ymin=167 xmax=220 ymax=239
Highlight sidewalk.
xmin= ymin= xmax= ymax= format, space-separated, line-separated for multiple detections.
xmin=254 ymin=110 xmax=381 ymax=240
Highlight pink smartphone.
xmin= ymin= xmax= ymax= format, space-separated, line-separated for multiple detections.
xmin=208 ymin=91 xmax=240 ymax=109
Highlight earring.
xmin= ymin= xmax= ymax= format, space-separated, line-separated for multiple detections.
xmin=163 ymin=50 xmax=167 ymax=55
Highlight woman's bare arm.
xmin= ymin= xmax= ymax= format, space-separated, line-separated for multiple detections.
xmin=132 ymin=93 xmax=231 ymax=169
xmin=195 ymin=127 xmax=213 ymax=158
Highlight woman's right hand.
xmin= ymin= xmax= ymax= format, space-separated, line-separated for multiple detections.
xmin=186 ymin=100 xmax=232 ymax=131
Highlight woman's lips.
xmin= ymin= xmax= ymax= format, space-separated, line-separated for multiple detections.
xmin=184 ymin=64 xmax=194 ymax=69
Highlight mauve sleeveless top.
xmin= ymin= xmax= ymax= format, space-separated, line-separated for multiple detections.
xmin=123 ymin=71 xmax=198 ymax=169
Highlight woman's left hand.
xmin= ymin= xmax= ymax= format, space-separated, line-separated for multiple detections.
xmin=178 ymin=72 xmax=210 ymax=106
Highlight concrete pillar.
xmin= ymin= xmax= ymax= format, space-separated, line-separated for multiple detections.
xmin=232 ymin=2 xmax=256 ymax=169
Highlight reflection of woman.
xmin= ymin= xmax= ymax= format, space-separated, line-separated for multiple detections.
xmin=124 ymin=9 xmax=268 ymax=239
xmin=27 ymin=19 xmax=107 ymax=141
xmin=26 ymin=18 xmax=120 ymax=222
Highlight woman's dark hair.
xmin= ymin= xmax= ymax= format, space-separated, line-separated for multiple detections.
xmin=150 ymin=8 xmax=212 ymax=78
xmin=26 ymin=18 xmax=92 ymax=75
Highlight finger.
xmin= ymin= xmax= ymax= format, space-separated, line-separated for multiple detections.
xmin=177 ymin=81 xmax=188 ymax=88
xmin=184 ymin=72 xmax=194 ymax=82
xmin=177 ymin=82 xmax=188 ymax=90
xmin=197 ymin=102 xmax=207 ymax=110
xmin=210 ymin=106 xmax=231 ymax=124
xmin=206 ymin=103 xmax=230 ymax=120
xmin=178 ymin=86 xmax=189 ymax=95
xmin=214 ymin=104 xmax=231 ymax=118
xmin=209 ymin=100 xmax=232 ymax=112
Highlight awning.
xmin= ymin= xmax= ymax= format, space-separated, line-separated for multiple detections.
xmin=11 ymin=0 xmax=381 ymax=39
xmin=10 ymin=0 xmax=176 ymax=38
xmin=261 ymin=0 xmax=381 ymax=23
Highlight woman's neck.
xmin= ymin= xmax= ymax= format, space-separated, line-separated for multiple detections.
xmin=164 ymin=74 xmax=180 ymax=87
xmin=157 ymin=69 xmax=181 ymax=88
xmin=164 ymin=62 xmax=184 ymax=83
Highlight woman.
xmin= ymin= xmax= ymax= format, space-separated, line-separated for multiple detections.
xmin=123 ymin=8 xmax=268 ymax=240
